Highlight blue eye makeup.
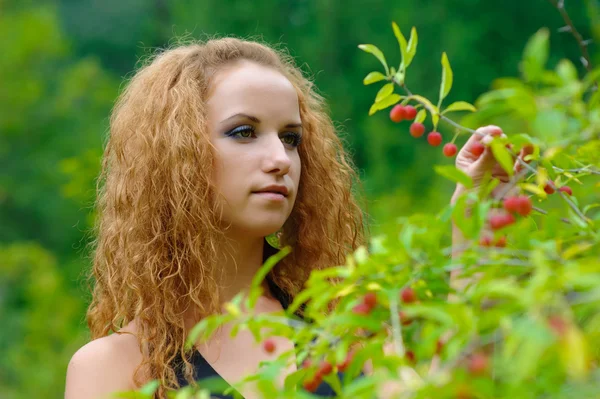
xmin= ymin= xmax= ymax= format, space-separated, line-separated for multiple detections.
xmin=225 ymin=125 xmax=303 ymax=148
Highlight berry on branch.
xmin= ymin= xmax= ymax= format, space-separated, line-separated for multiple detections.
xmin=390 ymin=104 xmax=405 ymax=123
xmin=410 ymin=122 xmax=425 ymax=138
xmin=427 ymin=131 xmax=442 ymax=146
xmin=443 ymin=143 xmax=457 ymax=157
xmin=403 ymin=105 xmax=417 ymax=120
xmin=559 ymin=186 xmax=573 ymax=196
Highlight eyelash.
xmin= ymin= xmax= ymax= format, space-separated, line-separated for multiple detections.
xmin=226 ymin=125 xmax=303 ymax=148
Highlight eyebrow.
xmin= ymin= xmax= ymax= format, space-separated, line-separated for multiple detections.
xmin=221 ymin=113 xmax=302 ymax=129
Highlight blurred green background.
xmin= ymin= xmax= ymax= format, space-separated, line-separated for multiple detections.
xmin=1 ymin=0 xmax=598 ymax=397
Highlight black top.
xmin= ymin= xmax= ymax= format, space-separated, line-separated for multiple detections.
xmin=174 ymin=276 xmax=340 ymax=398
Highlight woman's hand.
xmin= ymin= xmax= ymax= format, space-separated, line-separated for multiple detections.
xmin=452 ymin=125 xmax=533 ymax=205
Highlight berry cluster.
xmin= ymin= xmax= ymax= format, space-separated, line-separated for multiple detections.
xmin=390 ymin=104 xmax=457 ymax=157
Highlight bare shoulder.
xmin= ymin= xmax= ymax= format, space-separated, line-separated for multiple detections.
xmin=65 ymin=321 xmax=145 ymax=399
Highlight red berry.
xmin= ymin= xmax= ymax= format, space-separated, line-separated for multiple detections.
xmin=352 ymin=303 xmax=371 ymax=315
xmin=456 ymin=385 xmax=473 ymax=399
xmin=401 ymin=287 xmax=416 ymax=303
xmin=363 ymin=292 xmax=377 ymax=309
xmin=471 ymin=141 xmax=485 ymax=157
xmin=263 ymin=338 xmax=276 ymax=354
xmin=548 ymin=315 xmax=567 ymax=337
xmin=399 ymin=311 xmax=413 ymax=326
xmin=467 ymin=353 xmax=489 ymax=376
xmin=317 ymin=361 xmax=333 ymax=377
xmin=516 ymin=196 xmax=532 ymax=217
xmin=502 ymin=196 xmax=520 ymax=214
xmin=443 ymin=143 xmax=458 ymax=157
xmin=390 ymin=105 xmax=405 ymax=123
xmin=303 ymin=376 xmax=322 ymax=392
xmin=427 ymin=131 xmax=443 ymax=146
xmin=544 ymin=181 xmax=555 ymax=194
xmin=490 ymin=127 xmax=503 ymax=137
xmin=494 ymin=236 xmax=507 ymax=248
xmin=403 ymin=105 xmax=417 ymax=120
xmin=338 ymin=351 xmax=354 ymax=372
xmin=559 ymin=186 xmax=572 ymax=196
xmin=302 ymin=359 xmax=312 ymax=369
xmin=489 ymin=213 xmax=515 ymax=230
xmin=435 ymin=340 xmax=444 ymax=355
xmin=409 ymin=122 xmax=425 ymax=138
xmin=479 ymin=235 xmax=493 ymax=247
xmin=405 ymin=350 xmax=416 ymax=363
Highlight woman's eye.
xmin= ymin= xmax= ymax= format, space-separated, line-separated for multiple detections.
xmin=281 ymin=132 xmax=303 ymax=147
xmin=227 ymin=125 xmax=255 ymax=139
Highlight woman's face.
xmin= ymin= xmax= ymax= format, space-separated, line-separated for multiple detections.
xmin=206 ymin=60 xmax=302 ymax=238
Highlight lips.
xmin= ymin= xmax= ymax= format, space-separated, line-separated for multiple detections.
xmin=253 ymin=185 xmax=289 ymax=197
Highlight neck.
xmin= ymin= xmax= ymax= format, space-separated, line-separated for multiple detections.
xmin=216 ymin=233 xmax=273 ymax=303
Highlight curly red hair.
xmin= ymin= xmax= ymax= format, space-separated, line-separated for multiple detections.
xmin=87 ymin=36 xmax=367 ymax=395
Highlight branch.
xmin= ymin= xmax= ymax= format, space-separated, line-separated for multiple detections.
xmin=532 ymin=205 xmax=572 ymax=224
xmin=553 ymin=166 xmax=600 ymax=176
xmin=547 ymin=0 xmax=594 ymax=72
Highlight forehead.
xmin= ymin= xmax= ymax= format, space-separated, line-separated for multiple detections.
xmin=206 ymin=61 xmax=300 ymax=120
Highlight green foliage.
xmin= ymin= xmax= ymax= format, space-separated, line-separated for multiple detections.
xmin=0 ymin=243 xmax=87 ymax=399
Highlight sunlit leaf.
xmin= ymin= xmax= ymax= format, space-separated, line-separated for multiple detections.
xmin=363 ymin=71 xmax=386 ymax=85
xmin=369 ymin=93 xmax=402 ymax=115
xmin=490 ymin=140 xmax=514 ymax=176
xmin=375 ymin=83 xmax=394 ymax=102
xmin=442 ymin=101 xmax=476 ymax=114
xmin=415 ymin=109 xmax=426 ymax=124
xmin=405 ymin=26 xmax=418 ymax=68
xmin=439 ymin=52 xmax=453 ymax=105
xmin=358 ymin=44 xmax=389 ymax=75
xmin=392 ymin=22 xmax=408 ymax=70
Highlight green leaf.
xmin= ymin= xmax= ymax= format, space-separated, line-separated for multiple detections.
xmin=439 ymin=52 xmax=453 ymax=106
xmin=358 ymin=44 xmax=389 ymax=75
xmin=139 ymin=380 xmax=160 ymax=396
xmin=363 ymin=71 xmax=386 ymax=85
xmin=392 ymin=22 xmax=407 ymax=70
xmin=415 ymin=109 xmax=426 ymax=124
xmin=434 ymin=165 xmax=473 ymax=188
xmin=405 ymin=27 xmax=418 ymax=68
xmin=375 ymin=83 xmax=394 ymax=102
xmin=442 ymin=101 xmax=476 ymax=114
xmin=490 ymin=140 xmax=514 ymax=176
xmin=451 ymin=193 xmax=477 ymax=239
xmin=556 ymin=59 xmax=578 ymax=83
xmin=368 ymin=93 xmax=402 ymax=116
xmin=248 ymin=246 xmax=291 ymax=308
xmin=582 ymin=67 xmax=600 ymax=91
xmin=521 ymin=28 xmax=550 ymax=81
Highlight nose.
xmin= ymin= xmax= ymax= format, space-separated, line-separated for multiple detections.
xmin=262 ymin=134 xmax=292 ymax=176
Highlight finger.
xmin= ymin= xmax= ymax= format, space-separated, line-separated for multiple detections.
xmin=471 ymin=125 xmax=507 ymax=171
xmin=458 ymin=125 xmax=503 ymax=162
xmin=514 ymin=144 xmax=534 ymax=173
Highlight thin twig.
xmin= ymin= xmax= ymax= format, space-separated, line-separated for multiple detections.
xmin=533 ymin=205 xmax=572 ymax=224
xmin=547 ymin=0 xmax=594 ymax=72
xmin=553 ymin=166 xmax=600 ymax=176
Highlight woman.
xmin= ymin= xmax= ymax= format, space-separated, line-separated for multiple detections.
xmin=65 ymin=37 xmax=517 ymax=399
